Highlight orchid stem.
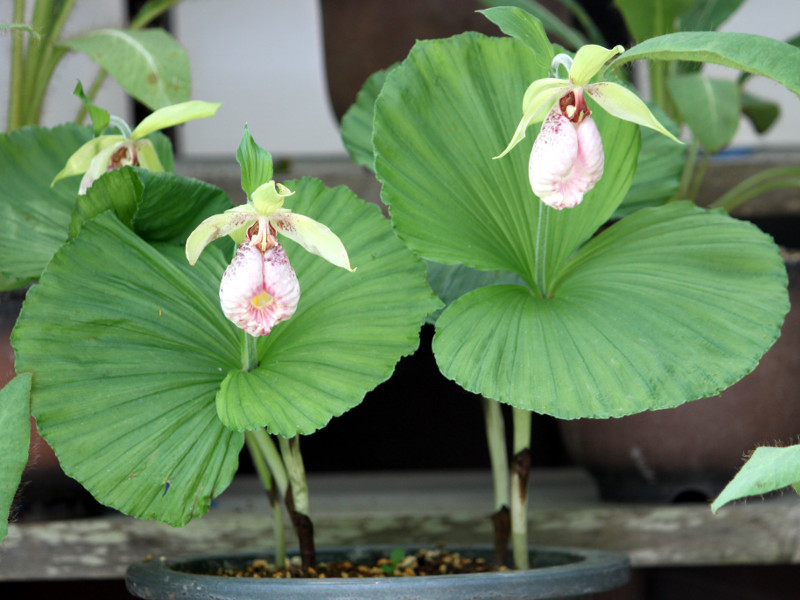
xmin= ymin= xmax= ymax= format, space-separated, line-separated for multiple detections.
xmin=510 ymin=408 xmax=532 ymax=570
xmin=280 ymin=435 xmax=316 ymax=569
xmin=245 ymin=431 xmax=286 ymax=567
xmin=482 ymin=397 xmax=510 ymax=566
xmin=534 ymin=202 xmax=550 ymax=297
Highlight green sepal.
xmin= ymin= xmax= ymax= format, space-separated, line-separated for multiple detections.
xmin=237 ymin=125 xmax=273 ymax=197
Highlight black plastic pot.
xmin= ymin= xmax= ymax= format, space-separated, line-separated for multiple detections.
xmin=125 ymin=546 xmax=630 ymax=600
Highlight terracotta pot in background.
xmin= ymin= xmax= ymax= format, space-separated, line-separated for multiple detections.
xmin=559 ymin=255 xmax=800 ymax=503
xmin=1 ymin=289 xmax=102 ymax=520
xmin=318 ymin=0 xmax=572 ymax=121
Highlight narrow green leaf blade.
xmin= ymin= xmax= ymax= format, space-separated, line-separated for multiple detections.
xmin=0 ymin=374 xmax=31 ymax=542
xmin=712 ymin=445 xmax=800 ymax=512
xmin=61 ymin=28 xmax=191 ymax=110
xmin=478 ymin=7 xmax=554 ymax=71
xmin=613 ymin=0 xmax=694 ymax=42
xmin=479 ymin=0 xmax=588 ymax=50
xmin=433 ymin=202 xmax=788 ymax=418
xmin=0 ymin=124 xmax=91 ymax=290
xmin=741 ymin=92 xmax=780 ymax=134
xmin=12 ymin=213 xmax=243 ymax=526
xmin=677 ymin=0 xmax=746 ymax=32
xmin=215 ymin=178 xmax=441 ymax=435
xmin=668 ymin=74 xmax=740 ymax=153
xmin=611 ymin=32 xmax=800 ymax=97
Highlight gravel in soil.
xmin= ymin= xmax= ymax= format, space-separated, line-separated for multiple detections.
xmin=208 ymin=548 xmax=506 ymax=578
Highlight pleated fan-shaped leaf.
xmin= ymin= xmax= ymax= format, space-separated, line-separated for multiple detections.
xmin=432 ymin=202 xmax=789 ymax=418
xmin=373 ymin=32 xmax=640 ymax=290
xmin=12 ymin=212 xmax=243 ymax=526
xmin=0 ymin=124 xmax=91 ymax=289
xmin=215 ymin=178 xmax=441 ymax=435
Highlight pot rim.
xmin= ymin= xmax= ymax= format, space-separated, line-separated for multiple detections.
xmin=125 ymin=545 xmax=630 ymax=600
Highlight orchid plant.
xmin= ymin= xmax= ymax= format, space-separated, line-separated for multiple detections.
xmin=340 ymin=6 xmax=797 ymax=568
xmin=0 ymin=91 xmax=440 ymax=570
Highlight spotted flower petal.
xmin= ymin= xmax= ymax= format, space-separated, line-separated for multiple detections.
xmin=529 ymin=108 xmax=604 ymax=209
xmin=219 ymin=241 xmax=300 ymax=337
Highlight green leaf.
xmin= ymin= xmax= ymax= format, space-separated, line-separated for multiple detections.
xmin=668 ymin=73 xmax=740 ymax=153
xmin=677 ymin=0 xmax=746 ymax=32
xmin=425 ymin=261 xmax=524 ymax=324
xmin=73 ymin=81 xmax=110 ymax=136
xmin=340 ymin=66 xmax=394 ymax=171
xmin=617 ymin=104 xmax=685 ymax=215
xmin=237 ymin=125 xmax=273 ymax=198
xmin=712 ymin=444 xmax=800 ymax=512
xmin=611 ymin=32 xmax=800 ymax=97
xmin=61 ymin=28 xmax=191 ymax=110
xmin=69 ymin=167 xmax=233 ymax=247
xmin=373 ymin=32 xmax=639 ymax=290
xmin=215 ymin=178 xmax=441 ymax=435
xmin=0 ymin=374 xmax=31 ymax=542
xmin=69 ymin=167 xmax=144 ymax=240
xmin=741 ymin=92 xmax=780 ymax=134
xmin=479 ymin=0 xmax=588 ymax=50
xmin=433 ymin=202 xmax=788 ymax=418
xmin=133 ymin=170 xmax=233 ymax=245
xmin=12 ymin=213 xmax=243 ymax=526
xmin=0 ymin=124 xmax=91 ymax=290
xmin=613 ymin=0 xmax=694 ymax=42
xmin=478 ymin=7 xmax=554 ymax=72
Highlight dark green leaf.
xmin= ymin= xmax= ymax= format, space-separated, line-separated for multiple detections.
xmin=69 ymin=167 xmax=143 ymax=240
xmin=740 ymin=92 xmax=780 ymax=134
xmin=0 ymin=124 xmax=91 ymax=290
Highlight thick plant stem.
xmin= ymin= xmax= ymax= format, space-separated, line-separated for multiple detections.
xmin=8 ymin=0 xmax=27 ymax=130
xmin=245 ymin=431 xmax=286 ymax=567
xmin=280 ymin=435 xmax=315 ymax=569
xmin=510 ymin=408 xmax=532 ymax=570
xmin=482 ymin=397 xmax=510 ymax=566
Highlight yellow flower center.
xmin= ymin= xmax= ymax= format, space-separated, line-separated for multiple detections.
xmin=251 ymin=291 xmax=273 ymax=309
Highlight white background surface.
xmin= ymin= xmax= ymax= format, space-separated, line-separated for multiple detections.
xmin=1 ymin=0 xmax=798 ymax=156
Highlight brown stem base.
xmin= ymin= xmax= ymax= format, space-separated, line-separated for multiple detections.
xmin=491 ymin=505 xmax=510 ymax=566
xmin=291 ymin=510 xmax=316 ymax=570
